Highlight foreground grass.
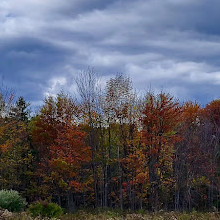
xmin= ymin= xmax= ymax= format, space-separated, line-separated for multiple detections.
xmin=8 ymin=210 xmax=220 ymax=220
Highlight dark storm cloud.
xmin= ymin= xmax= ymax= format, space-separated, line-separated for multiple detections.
xmin=0 ymin=0 xmax=220 ymax=106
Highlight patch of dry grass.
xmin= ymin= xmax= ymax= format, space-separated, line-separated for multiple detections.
xmin=4 ymin=210 xmax=220 ymax=220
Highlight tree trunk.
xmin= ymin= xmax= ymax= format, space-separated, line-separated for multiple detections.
xmin=148 ymin=155 xmax=160 ymax=211
xmin=67 ymin=191 xmax=75 ymax=213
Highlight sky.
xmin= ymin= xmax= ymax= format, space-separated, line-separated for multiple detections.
xmin=1 ymin=0 xmax=220 ymax=107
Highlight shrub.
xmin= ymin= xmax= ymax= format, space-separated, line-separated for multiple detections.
xmin=28 ymin=200 xmax=63 ymax=218
xmin=27 ymin=202 xmax=43 ymax=217
xmin=0 ymin=189 xmax=27 ymax=212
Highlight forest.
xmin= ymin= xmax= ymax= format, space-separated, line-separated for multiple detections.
xmin=0 ymin=71 xmax=219 ymax=215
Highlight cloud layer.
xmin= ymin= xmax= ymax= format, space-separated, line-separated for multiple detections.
xmin=1 ymin=0 xmax=220 ymax=106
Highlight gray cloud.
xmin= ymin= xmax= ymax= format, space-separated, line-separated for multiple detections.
xmin=0 ymin=0 xmax=220 ymax=106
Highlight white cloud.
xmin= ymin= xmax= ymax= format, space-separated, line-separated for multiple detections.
xmin=44 ymin=76 xmax=67 ymax=97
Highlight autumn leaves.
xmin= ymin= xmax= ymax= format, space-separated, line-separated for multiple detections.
xmin=0 ymin=73 xmax=219 ymax=212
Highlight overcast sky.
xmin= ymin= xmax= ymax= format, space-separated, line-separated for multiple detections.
xmin=1 ymin=0 xmax=220 ymax=106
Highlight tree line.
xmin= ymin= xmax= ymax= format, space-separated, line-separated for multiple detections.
xmin=0 ymin=71 xmax=219 ymax=212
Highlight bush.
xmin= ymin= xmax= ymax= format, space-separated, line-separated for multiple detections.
xmin=28 ymin=200 xmax=63 ymax=218
xmin=0 ymin=189 xmax=27 ymax=212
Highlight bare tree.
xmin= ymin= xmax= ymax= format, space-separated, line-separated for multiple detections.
xmin=75 ymin=68 xmax=100 ymax=207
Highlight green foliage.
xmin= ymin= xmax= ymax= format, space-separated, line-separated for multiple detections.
xmin=27 ymin=202 xmax=42 ymax=217
xmin=0 ymin=189 xmax=27 ymax=212
xmin=28 ymin=201 xmax=63 ymax=218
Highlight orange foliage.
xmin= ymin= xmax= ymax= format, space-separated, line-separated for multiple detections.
xmin=142 ymin=93 xmax=182 ymax=154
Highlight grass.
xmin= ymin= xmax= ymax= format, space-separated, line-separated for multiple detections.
xmin=7 ymin=210 xmax=220 ymax=220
